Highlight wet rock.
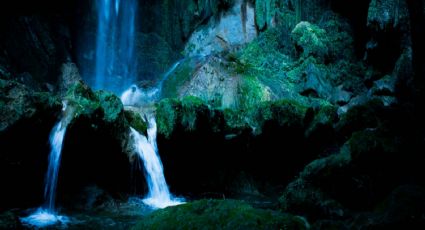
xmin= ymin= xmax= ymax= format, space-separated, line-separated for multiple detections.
xmin=132 ymin=199 xmax=308 ymax=230
xmin=58 ymin=62 xmax=82 ymax=96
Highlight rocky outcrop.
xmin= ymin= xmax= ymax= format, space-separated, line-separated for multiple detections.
xmin=0 ymin=79 xmax=61 ymax=132
xmin=184 ymin=0 xmax=257 ymax=57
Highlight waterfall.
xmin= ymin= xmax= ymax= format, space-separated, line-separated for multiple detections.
xmin=130 ymin=115 xmax=184 ymax=209
xmin=93 ymin=0 xmax=137 ymax=93
xmin=43 ymin=122 xmax=67 ymax=211
xmin=20 ymin=103 xmax=70 ymax=227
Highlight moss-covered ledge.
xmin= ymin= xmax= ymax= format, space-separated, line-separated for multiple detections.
xmin=155 ymin=96 xmax=312 ymax=138
xmin=132 ymin=199 xmax=307 ymax=230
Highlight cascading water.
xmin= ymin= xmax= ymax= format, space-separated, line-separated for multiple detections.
xmin=20 ymin=103 xmax=70 ymax=227
xmin=92 ymin=0 xmax=137 ymax=93
xmin=43 ymin=121 xmax=67 ymax=211
xmin=130 ymin=114 xmax=184 ymax=209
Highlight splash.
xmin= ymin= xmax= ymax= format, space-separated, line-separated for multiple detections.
xmin=20 ymin=102 xmax=71 ymax=227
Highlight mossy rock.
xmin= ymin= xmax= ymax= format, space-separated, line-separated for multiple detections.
xmin=305 ymin=104 xmax=337 ymax=138
xmin=238 ymin=75 xmax=271 ymax=110
xmin=254 ymin=99 xmax=308 ymax=129
xmin=336 ymin=99 xmax=385 ymax=139
xmin=156 ymin=96 xmax=212 ymax=138
xmin=156 ymin=98 xmax=180 ymax=138
xmin=279 ymin=145 xmax=351 ymax=219
xmin=180 ymin=96 xmax=210 ymax=131
xmin=132 ymin=199 xmax=307 ymax=230
xmin=64 ymin=82 xmax=128 ymax=134
xmin=348 ymin=129 xmax=398 ymax=163
xmin=65 ymin=81 xmax=100 ymax=118
xmin=124 ymin=110 xmax=147 ymax=135
xmin=95 ymin=90 xmax=124 ymax=123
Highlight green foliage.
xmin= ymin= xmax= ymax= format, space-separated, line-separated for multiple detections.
xmin=132 ymin=199 xmax=307 ymax=230
xmin=291 ymin=21 xmax=329 ymax=61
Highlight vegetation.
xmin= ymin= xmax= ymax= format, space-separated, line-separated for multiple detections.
xmin=132 ymin=199 xmax=307 ymax=230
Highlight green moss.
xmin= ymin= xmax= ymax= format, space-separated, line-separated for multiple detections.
xmin=238 ymin=75 xmax=267 ymax=109
xmin=348 ymin=129 xmax=398 ymax=161
xmin=64 ymin=82 xmax=125 ymax=126
xmin=96 ymin=91 xmax=123 ymax=123
xmin=161 ymin=60 xmax=194 ymax=98
xmin=180 ymin=96 xmax=209 ymax=131
xmin=124 ymin=110 xmax=147 ymax=135
xmin=132 ymin=199 xmax=307 ymax=230
xmin=156 ymin=96 xmax=212 ymax=137
xmin=33 ymin=92 xmax=61 ymax=109
xmin=156 ymin=98 xmax=179 ymax=138
xmin=65 ymin=82 xmax=100 ymax=118
xmin=223 ymin=108 xmax=249 ymax=132
xmin=336 ymin=99 xmax=384 ymax=137
xmin=256 ymin=99 xmax=308 ymax=128
xmin=305 ymin=104 xmax=337 ymax=137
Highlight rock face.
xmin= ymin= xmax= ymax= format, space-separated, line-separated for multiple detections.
xmin=184 ymin=0 xmax=257 ymax=57
xmin=0 ymin=15 xmax=73 ymax=86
